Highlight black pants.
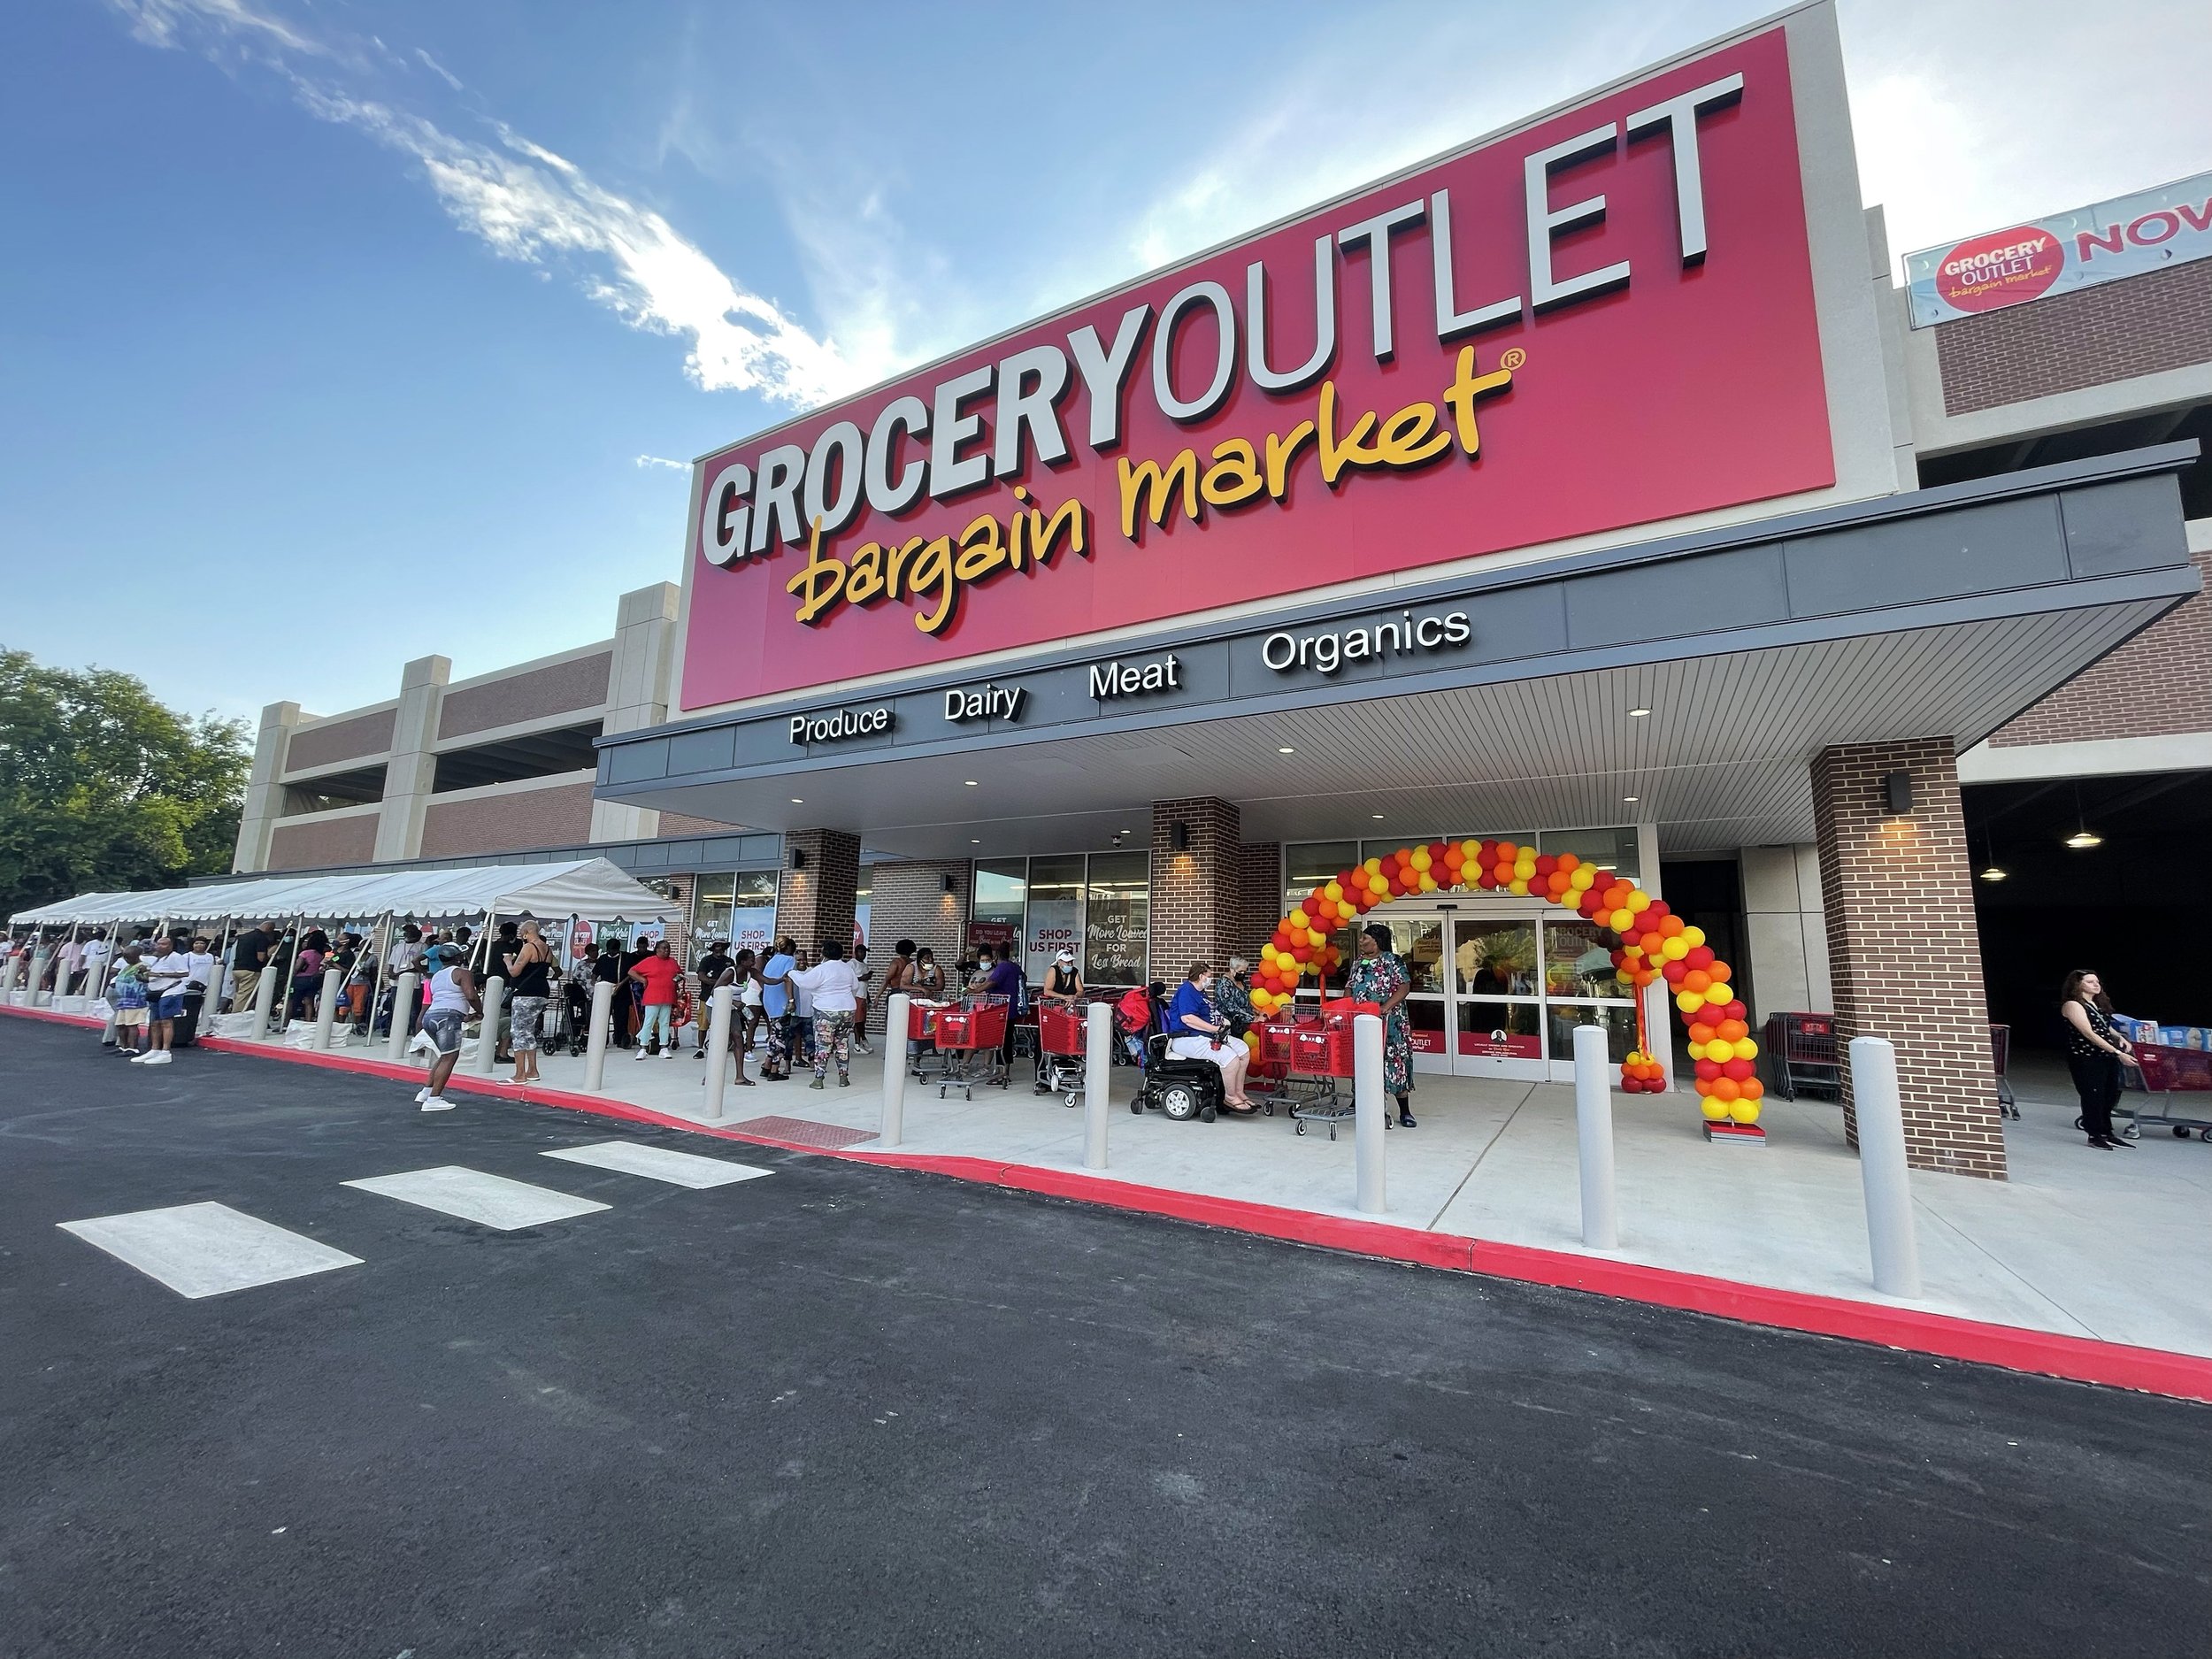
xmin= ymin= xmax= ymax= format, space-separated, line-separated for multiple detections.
xmin=2069 ymin=1051 xmax=2121 ymax=1138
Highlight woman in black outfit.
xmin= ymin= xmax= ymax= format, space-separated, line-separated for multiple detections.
xmin=2060 ymin=968 xmax=2139 ymax=1150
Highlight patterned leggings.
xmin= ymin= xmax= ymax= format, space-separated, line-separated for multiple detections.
xmin=812 ymin=1011 xmax=854 ymax=1080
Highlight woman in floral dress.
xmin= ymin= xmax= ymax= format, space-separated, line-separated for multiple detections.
xmin=1349 ymin=924 xmax=1417 ymax=1127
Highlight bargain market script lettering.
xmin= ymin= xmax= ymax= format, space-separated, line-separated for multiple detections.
xmin=697 ymin=72 xmax=1745 ymax=641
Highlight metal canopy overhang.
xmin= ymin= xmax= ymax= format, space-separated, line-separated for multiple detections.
xmin=598 ymin=446 xmax=2201 ymax=859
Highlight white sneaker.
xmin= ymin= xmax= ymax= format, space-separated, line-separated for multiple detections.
xmin=420 ymin=1096 xmax=457 ymax=1112
xmin=142 ymin=1050 xmax=173 ymax=1065
xmin=664 ymin=1048 xmax=679 ymax=1059
xmin=633 ymin=1048 xmax=647 ymax=1061
xmin=413 ymin=1086 xmax=433 ymax=1104
xmin=127 ymin=1051 xmax=150 ymax=1063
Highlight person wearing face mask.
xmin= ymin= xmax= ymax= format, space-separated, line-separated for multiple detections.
xmin=2060 ymin=968 xmax=2139 ymax=1150
xmin=1165 ymin=961 xmax=1256 ymax=1114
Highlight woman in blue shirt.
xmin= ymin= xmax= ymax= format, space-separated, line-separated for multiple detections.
xmin=1165 ymin=962 xmax=1256 ymax=1114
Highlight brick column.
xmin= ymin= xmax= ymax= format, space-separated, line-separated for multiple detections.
xmin=859 ymin=859 xmax=972 ymax=1032
xmin=776 ymin=829 xmax=862 ymax=956
xmin=1235 ymin=842 xmax=1285 ymax=964
xmin=1811 ymin=740 xmax=2006 ymax=1179
xmin=1148 ymin=799 xmax=1243 ymax=975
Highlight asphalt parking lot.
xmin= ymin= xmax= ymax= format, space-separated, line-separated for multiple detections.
xmin=3 ymin=1016 xmax=2207 ymax=1657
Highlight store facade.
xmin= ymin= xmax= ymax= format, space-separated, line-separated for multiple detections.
xmin=585 ymin=4 xmax=2201 ymax=1177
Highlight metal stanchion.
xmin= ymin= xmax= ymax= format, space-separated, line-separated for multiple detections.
xmin=1354 ymin=1012 xmax=1387 ymax=1214
xmin=472 ymin=976 xmax=507 ymax=1075
xmin=1083 ymin=999 xmax=1112 ymax=1170
xmin=701 ymin=986 xmax=735 ymax=1122
xmin=385 ymin=972 xmax=421 ymax=1064
xmin=879 ymin=993 xmax=910 ymax=1148
xmin=1571 ymin=1023 xmax=1619 ymax=1249
xmin=583 ymin=979 xmax=614 ymax=1090
xmin=1848 ymin=1036 xmax=1923 ymax=1297
xmin=311 ymin=966 xmax=342 ymax=1050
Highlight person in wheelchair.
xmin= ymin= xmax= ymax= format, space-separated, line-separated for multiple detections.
xmin=1164 ymin=961 xmax=1257 ymax=1115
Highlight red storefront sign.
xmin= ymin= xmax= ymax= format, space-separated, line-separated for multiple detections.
xmin=680 ymin=26 xmax=1831 ymax=710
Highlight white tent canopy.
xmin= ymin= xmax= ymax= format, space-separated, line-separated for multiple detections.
xmin=9 ymin=858 xmax=674 ymax=928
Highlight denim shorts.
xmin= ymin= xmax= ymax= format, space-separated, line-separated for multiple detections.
xmin=155 ymin=994 xmax=188 ymax=1020
xmin=422 ymin=1009 xmax=465 ymax=1055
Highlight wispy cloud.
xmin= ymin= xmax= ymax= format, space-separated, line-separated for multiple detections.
xmin=413 ymin=46 xmax=462 ymax=92
xmin=106 ymin=0 xmax=857 ymax=407
xmin=634 ymin=454 xmax=686 ymax=471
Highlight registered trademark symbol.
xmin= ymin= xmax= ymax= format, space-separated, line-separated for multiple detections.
xmin=1500 ymin=348 xmax=1527 ymax=371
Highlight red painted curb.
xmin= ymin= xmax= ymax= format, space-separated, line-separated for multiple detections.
xmin=7 ymin=1002 xmax=2209 ymax=1402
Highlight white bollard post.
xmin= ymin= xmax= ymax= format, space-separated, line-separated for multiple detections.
xmin=27 ymin=949 xmax=50 ymax=1009
xmin=311 ymin=965 xmax=342 ymax=1050
xmin=251 ymin=961 xmax=281 ymax=1039
xmin=1849 ymin=1035 xmax=1923 ymax=1298
xmin=472 ymin=976 xmax=507 ymax=1075
xmin=1 ymin=949 xmax=19 ymax=995
xmin=384 ymin=972 xmax=420 ymax=1064
xmin=583 ymin=980 xmax=614 ymax=1091
xmin=1353 ymin=1012 xmax=1387 ymax=1215
xmin=1571 ymin=1023 xmax=1619 ymax=1249
xmin=1084 ymin=999 xmax=1112 ymax=1170
xmin=701 ymin=986 xmax=735 ymax=1122
xmin=880 ymin=993 xmax=910 ymax=1148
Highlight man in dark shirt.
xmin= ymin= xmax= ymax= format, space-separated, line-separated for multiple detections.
xmin=489 ymin=922 xmax=522 ymax=1061
xmin=692 ymin=940 xmax=732 ymax=1056
xmin=229 ymin=922 xmax=274 ymax=1016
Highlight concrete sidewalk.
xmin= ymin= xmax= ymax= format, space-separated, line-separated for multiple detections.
xmin=176 ymin=1010 xmax=2212 ymax=1363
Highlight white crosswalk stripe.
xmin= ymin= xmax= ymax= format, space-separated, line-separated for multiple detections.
xmin=342 ymin=1165 xmax=611 ymax=1231
xmin=541 ymin=1141 xmax=774 ymax=1189
xmin=58 ymin=1202 xmax=363 ymax=1299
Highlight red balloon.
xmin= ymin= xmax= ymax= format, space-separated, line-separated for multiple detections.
xmin=1722 ymin=1000 xmax=1747 ymax=1024
xmin=1723 ymin=1057 xmax=1755 ymax=1081
xmin=1663 ymin=959 xmax=1688 ymax=985
xmin=1643 ymin=900 xmax=1669 ymax=920
xmin=1694 ymin=1058 xmax=1722 ymax=1080
xmin=1686 ymin=945 xmax=1715 ymax=970
xmin=1533 ymin=854 xmax=1557 ymax=877
xmin=1477 ymin=872 xmax=1498 ymax=889
xmin=1291 ymin=943 xmax=1313 ymax=963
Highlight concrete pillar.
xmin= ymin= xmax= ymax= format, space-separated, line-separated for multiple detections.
xmin=584 ymin=980 xmax=614 ymax=1090
xmin=880 ymin=992 xmax=910 ymax=1148
xmin=1083 ymin=998 xmax=1112 ymax=1170
xmin=232 ymin=701 xmax=303 ymax=873
xmin=777 ymin=829 xmax=863 ymax=957
xmin=588 ymin=582 xmax=682 ymax=846
xmin=251 ymin=960 xmax=281 ymax=1036
xmin=1812 ymin=739 xmax=2006 ymax=1179
xmin=1572 ymin=1023 xmax=1618 ymax=1249
xmin=1849 ymin=1036 xmax=1924 ymax=1297
xmin=1148 ymin=797 xmax=1243 ymax=979
xmin=701 ymin=986 xmax=735 ymax=1121
xmin=1354 ymin=1013 xmax=1387 ymax=1215
xmin=472 ymin=976 xmax=507 ymax=1074
xmin=373 ymin=655 xmax=451 ymax=864
xmin=385 ymin=972 xmax=421 ymax=1063
xmin=311 ymin=966 xmax=342 ymax=1049
xmin=27 ymin=949 xmax=50 ymax=1008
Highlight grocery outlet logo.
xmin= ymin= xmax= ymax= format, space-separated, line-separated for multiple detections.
xmin=1932 ymin=227 xmax=2064 ymax=314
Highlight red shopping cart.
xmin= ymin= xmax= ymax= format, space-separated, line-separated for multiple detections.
xmin=1035 ymin=1001 xmax=1088 ymax=1106
xmin=2120 ymin=1043 xmax=2212 ymax=1141
xmin=1287 ymin=1010 xmax=1361 ymax=1140
xmin=906 ymin=998 xmax=948 ymax=1084
xmin=1763 ymin=1012 xmax=1839 ymax=1101
xmin=936 ymin=995 xmax=1010 ymax=1100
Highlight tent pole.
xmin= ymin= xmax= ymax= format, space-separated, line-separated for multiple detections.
xmin=211 ymin=917 xmax=235 ymax=1014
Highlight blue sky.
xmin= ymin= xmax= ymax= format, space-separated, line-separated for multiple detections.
xmin=4 ymin=0 xmax=2208 ymax=725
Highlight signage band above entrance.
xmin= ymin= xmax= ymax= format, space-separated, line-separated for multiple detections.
xmin=678 ymin=24 xmax=1835 ymax=710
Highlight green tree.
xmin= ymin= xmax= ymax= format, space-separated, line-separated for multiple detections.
xmin=0 ymin=648 xmax=251 ymax=919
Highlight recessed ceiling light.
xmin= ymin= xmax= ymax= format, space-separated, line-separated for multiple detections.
xmin=1371 ymin=813 xmax=1385 ymax=820
xmin=1278 ymin=746 xmax=1295 ymax=754
xmin=964 ymin=780 xmax=979 ymax=787
xmin=971 ymin=838 xmax=981 ymax=845
xmin=1623 ymin=795 xmax=1639 ymax=803
xmin=789 ymin=797 xmax=803 ymax=804
xmin=1628 ymin=707 xmax=1651 ymax=718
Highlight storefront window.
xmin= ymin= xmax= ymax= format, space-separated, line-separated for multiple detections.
xmin=1284 ymin=841 xmax=1358 ymax=910
xmin=1083 ymin=850 xmax=1149 ymax=987
xmin=1540 ymin=826 xmax=1639 ymax=886
xmin=1025 ymin=855 xmax=1085 ymax=980
xmin=1542 ymin=916 xmax=1630 ymax=1000
xmin=1449 ymin=830 xmax=1534 ymax=853
xmin=1546 ymin=1002 xmax=1639 ymax=1064
xmin=690 ymin=870 xmax=778 ymax=956
xmin=971 ymin=859 xmax=1025 ymax=958
xmin=1454 ymin=918 xmax=1538 ymax=997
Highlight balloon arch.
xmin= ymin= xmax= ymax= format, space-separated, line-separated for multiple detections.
xmin=1254 ymin=838 xmax=1763 ymax=1123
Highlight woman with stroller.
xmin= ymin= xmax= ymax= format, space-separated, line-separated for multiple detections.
xmin=2060 ymin=968 xmax=2139 ymax=1150
xmin=1349 ymin=924 xmax=1417 ymax=1128
xmin=1165 ymin=962 xmax=1256 ymax=1114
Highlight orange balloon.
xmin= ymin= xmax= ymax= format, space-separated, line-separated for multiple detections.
xmin=1683 ymin=970 xmax=1712 ymax=995
xmin=1718 ymin=1018 xmax=1748 ymax=1042
xmin=1740 ymin=1078 xmax=1765 ymax=1101
xmin=1711 ymin=1076 xmax=1740 ymax=1102
xmin=1707 ymin=959 xmax=1733 ymax=985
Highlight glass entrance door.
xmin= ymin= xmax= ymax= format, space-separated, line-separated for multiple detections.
xmin=1451 ymin=915 xmax=1546 ymax=1079
xmin=1366 ymin=914 xmax=1450 ymax=1074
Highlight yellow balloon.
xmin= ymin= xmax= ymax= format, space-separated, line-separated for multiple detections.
xmin=1729 ymin=1100 xmax=1761 ymax=1125
xmin=1682 ymin=925 xmax=1707 ymax=949
xmin=1364 ymin=857 xmax=1383 ymax=875
xmin=1685 ymin=1040 xmax=1704 ymax=1061
xmin=1369 ymin=877 xmax=1389 ymax=897
xmin=1676 ymin=989 xmax=1705 ymax=1013
xmin=1509 ymin=879 xmax=1529 ymax=895
xmin=1570 ymin=866 xmax=1596 ymax=890
xmin=1460 ymin=840 xmax=1481 ymax=861
xmin=1513 ymin=859 xmax=1536 ymax=879
xmin=1662 ymin=936 xmax=1690 ymax=961
xmin=1288 ymin=909 xmax=1309 ymax=930
xmin=1615 ymin=969 xmax=1635 ymax=986
xmin=1418 ymin=872 xmax=1438 ymax=891
xmin=1700 ymin=1096 xmax=1730 ymax=1120
xmin=1243 ymin=1032 xmax=1261 ymax=1052
xmin=1626 ymin=891 xmax=1650 ymax=912
xmin=1732 ymin=1037 xmax=1758 ymax=1061
xmin=1609 ymin=908 xmax=1635 ymax=931
xmin=1704 ymin=981 xmax=1732 ymax=1007
xmin=1306 ymin=928 xmax=1325 ymax=949
xmin=1410 ymin=849 xmax=1432 ymax=872
xmin=1324 ymin=882 xmax=1343 ymax=902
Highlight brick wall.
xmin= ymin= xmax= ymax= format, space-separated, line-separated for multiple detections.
xmin=657 ymin=811 xmax=751 ymax=836
xmin=1234 ymin=842 xmax=1285 ymax=966
xmin=1148 ymin=798 xmax=1244 ymax=976
xmin=266 ymin=810 xmax=380 ymax=871
xmin=418 ymin=780 xmax=595 ymax=858
xmin=1992 ymin=548 xmax=2212 ymax=746
xmin=776 ymin=828 xmax=861 ymax=962
xmin=1934 ymin=258 xmax=2212 ymax=417
xmin=437 ymin=651 xmax=613 ymax=741
xmin=1811 ymin=740 xmax=2007 ymax=1179
xmin=283 ymin=707 xmax=396 ymax=773
xmin=861 ymin=859 xmax=973 ymax=1033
